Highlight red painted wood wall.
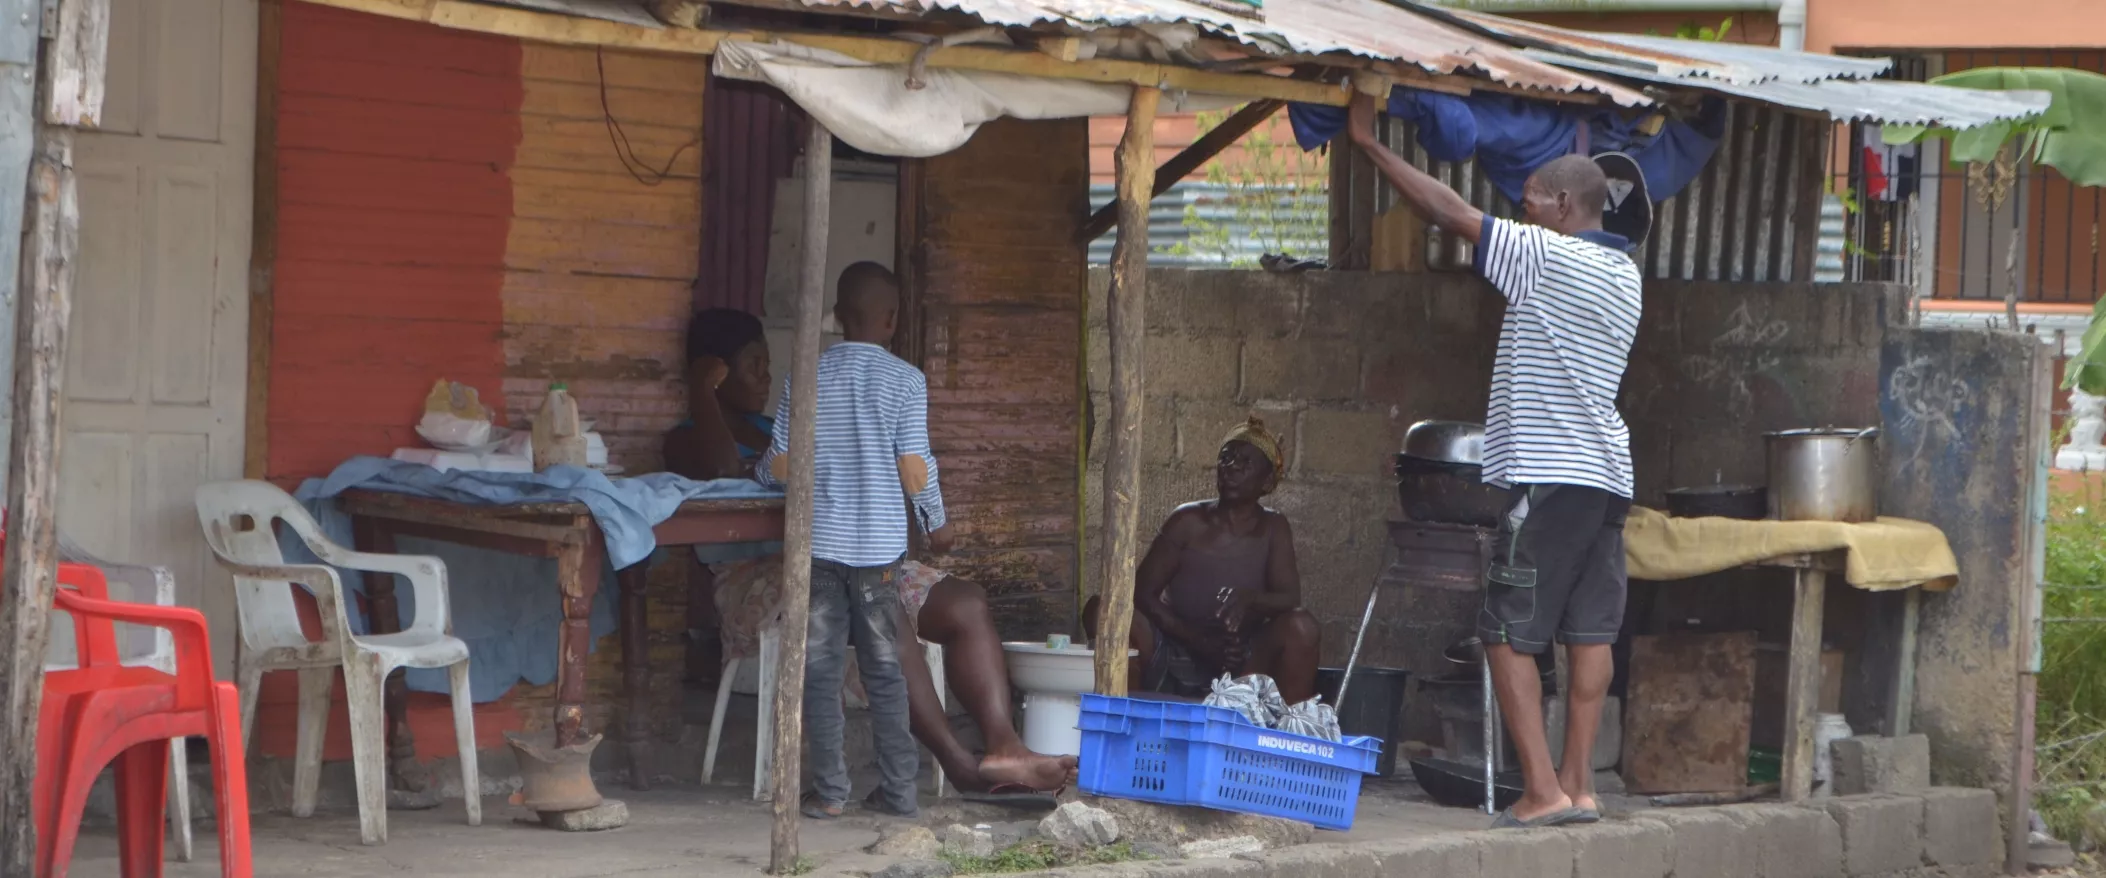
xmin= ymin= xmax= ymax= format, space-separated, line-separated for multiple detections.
xmin=266 ymin=2 xmax=516 ymax=484
xmin=253 ymin=3 xmax=525 ymax=760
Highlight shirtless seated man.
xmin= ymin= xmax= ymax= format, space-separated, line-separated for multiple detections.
xmin=1086 ymin=417 xmax=1323 ymax=704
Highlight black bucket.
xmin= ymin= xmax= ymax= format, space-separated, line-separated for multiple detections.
xmin=1315 ymin=666 xmax=1412 ymax=777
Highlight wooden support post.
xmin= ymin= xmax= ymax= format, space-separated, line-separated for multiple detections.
xmin=1780 ymin=566 xmax=1828 ymax=802
xmin=0 ymin=0 xmax=103 ymax=865
xmin=1890 ymin=587 xmax=1919 ymax=736
xmin=769 ymin=118 xmax=832 ymax=876
xmin=1093 ymin=85 xmax=1159 ymax=697
xmin=0 ymin=126 xmax=74 ymax=878
xmin=1076 ymin=99 xmax=1282 ymax=244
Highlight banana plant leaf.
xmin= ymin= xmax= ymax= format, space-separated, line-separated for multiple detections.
xmin=1883 ymin=67 xmax=2106 ymax=186
xmin=1884 ymin=68 xmax=2106 ymax=390
xmin=2073 ymin=298 xmax=2106 ymax=394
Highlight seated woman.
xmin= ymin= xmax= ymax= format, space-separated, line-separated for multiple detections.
xmin=1085 ymin=417 xmax=1322 ymax=704
xmin=664 ymin=308 xmax=1075 ymax=794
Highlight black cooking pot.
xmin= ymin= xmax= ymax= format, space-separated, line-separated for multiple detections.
xmin=1665 ymin=484 xmax=1768 ymax=520
xmin=1395 ymin=454 xmax=1510 ymax=528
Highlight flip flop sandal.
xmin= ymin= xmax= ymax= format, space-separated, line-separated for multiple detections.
xmin=861 ymin=789 xmax=919 ymax=819
xmin=1569 ymin=808 xmax=1602 ymax=824
xmin=962 ymin=783 xmax=1062 ymax=804
xmin=800 ymin=793 xmax=844 ymax=820
xmin=1491 ymin=806 xmax=1586 ymax=829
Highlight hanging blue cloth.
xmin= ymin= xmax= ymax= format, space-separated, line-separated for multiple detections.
xmin=1289 ymin=88 xmax=1726 ymax=204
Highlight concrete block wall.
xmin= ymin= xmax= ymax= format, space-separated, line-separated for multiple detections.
xmin=1080 ymin=271 xmax=2033 ymax=794
xmin=1081 ymin=270 xmax=1906 ymax=672
xmin=1082 ymin=269 xmax=1501 ymax=668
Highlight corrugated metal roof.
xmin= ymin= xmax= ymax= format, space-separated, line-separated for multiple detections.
xmin=1528 ymin=49 xmax=2052 ymax=127
xmin=1436 ymin=7 xmax=1889 ymax=85
xmin=761 ymin=0 xmax=1650 ymax=104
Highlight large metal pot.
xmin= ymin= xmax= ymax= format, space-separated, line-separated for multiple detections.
xmin=1764 ymin=428 xmax=1879 ymax=522
xmin=1401 ymin=420 xmax=1484 ymax=466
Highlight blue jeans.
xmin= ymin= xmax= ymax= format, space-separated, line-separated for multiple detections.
xmin=804 ymin=556 xmax=918 ymax=813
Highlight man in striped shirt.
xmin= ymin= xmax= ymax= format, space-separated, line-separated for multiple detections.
xmin=758 ymin=261 xmax=950 ymax=819
xmin=1347 ymin=93 xmax=1642 ymax=829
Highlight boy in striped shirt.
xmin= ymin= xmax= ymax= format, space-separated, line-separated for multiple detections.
xmin=758 ymin=262 xmax=952 ymax=819
xmin=1347 ymin=93 xmax=1643 ymax=829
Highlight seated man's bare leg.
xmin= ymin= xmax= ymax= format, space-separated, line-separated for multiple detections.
xmin=1245 ymin=608 xmax=1322 ymax=704
xmin=890 ymin=615 xmax=985 ymax=791
xmin=916 ymin=578 xmax=1075 ymax=792
xmin=1082 ymin=595 xmax=1156 ymax=693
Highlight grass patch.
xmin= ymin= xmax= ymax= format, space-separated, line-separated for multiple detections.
xmin=778 ymin=855 xmax=817 ymax=876
xmin=2038 ymin=483 xmax=2106 ymax=845
xmin=941 ymin=841 xmax=1151 ymax=875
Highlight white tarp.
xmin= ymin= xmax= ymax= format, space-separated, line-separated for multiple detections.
xmin=713 ymin=39 xmax=1241 ymax=158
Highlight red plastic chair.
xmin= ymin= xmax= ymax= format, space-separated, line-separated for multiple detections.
xmin=32 ymin=558 xmax=252 ymax=877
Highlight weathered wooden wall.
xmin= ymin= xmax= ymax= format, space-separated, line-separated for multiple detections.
xmin=912 ymin=117 xmax=1089 ymax=637
xmin=265 ymin=3 xmax=516 ymax=482
xmin=499 ymin=44 xmax=703 ymax=472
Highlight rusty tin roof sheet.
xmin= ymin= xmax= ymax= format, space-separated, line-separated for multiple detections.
xmin=1531 ymin=49 xmax=2050 ymax=127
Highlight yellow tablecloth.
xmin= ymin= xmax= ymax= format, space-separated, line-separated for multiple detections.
xmin=1624 ymin=506 xmax=1959 ymax=592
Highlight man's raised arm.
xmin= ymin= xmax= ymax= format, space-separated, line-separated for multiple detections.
xmin=1345 ymin=91 xmax=1486 ymax=244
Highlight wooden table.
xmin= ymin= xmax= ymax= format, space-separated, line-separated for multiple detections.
xmin=1752 ymin=551 xmax=1921 ymax=803
xmin=336 ymin=489 xmax=785 ymax=791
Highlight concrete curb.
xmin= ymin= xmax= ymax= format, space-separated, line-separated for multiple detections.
xmin=1013 ymin=789 xmax=2002 ymax=878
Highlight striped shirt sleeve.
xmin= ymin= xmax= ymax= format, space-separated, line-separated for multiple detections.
xmin=754 ymin=374 xmax=792 ymax=490
xmin=893 ymin=372 xmax=947 ymax=532
xmin=1476 ymin=216 xmax=1548 ymax=307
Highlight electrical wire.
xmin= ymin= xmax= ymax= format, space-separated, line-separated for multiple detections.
xmin=598 ymin=46 xmax=700 ymax=188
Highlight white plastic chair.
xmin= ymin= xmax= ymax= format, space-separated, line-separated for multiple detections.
xmin=703 ymin=623 xmax=946 ymax=800
xmin=48 ymin=533 xmax=194 ymax=862
xmin=193 ymin=480 xmax=480 ymax=846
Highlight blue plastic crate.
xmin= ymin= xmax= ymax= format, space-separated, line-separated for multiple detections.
xmin=1076 ymin=694 xmax=1381 ymax=831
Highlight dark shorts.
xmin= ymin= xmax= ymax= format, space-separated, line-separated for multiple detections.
xmin=1477 ymin=483 xmax=1632 ymax=654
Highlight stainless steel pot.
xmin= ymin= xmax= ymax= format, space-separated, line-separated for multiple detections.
xmin=1764 ymin=428 xmax=1879 ymax=522
xmin=1402 ymin=420 xmax=1484 ymax=465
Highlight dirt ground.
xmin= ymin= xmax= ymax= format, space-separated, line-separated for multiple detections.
xmin=66 ymin=775 xmax=1521 ymax=877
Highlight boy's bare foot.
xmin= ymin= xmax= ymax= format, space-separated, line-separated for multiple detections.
xmin=975 ymin=750 xmax=1077 ymax=792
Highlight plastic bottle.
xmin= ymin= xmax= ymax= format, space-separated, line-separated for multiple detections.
xmin=532 ymin=382 xmax=588 ymax=471
xmin=1812 ymin=712 xmax=1853 ymax=796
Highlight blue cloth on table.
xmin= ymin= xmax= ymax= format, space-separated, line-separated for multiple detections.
xmin=282 ymin=456 xmax=782 ymax=702
xmin=1288 ymin=88 xmax=1726 ymax=204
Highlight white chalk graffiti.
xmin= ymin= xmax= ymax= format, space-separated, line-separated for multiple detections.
xmin=1681 ymin=302 xmax=1789 ymax=419
xmin=1886 ymin=355 xmax=1964 ymax=460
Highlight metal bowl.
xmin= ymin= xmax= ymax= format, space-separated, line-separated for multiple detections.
xmin=1401 ymin=421 xmax=1485 ymax=466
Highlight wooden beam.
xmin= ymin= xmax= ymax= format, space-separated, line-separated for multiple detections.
xmin=307 ymin=0 xmax=1355 ymax=105
xmin=1077 ymin=98 xmax=1281 ymax=244
xmin=769 ymin=119 xmax=831 ymax=877
xmin=244 ymin=0 xmax=282 ymax=480
xmin=307 ymin=0 xmax=1628 ymax=108
xmin=1093 ymin=85 xmax=1158 ymax=698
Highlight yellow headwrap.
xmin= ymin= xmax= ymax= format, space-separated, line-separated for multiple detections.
xmin=1221 ymin=416 xmax=1286 ymax=490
